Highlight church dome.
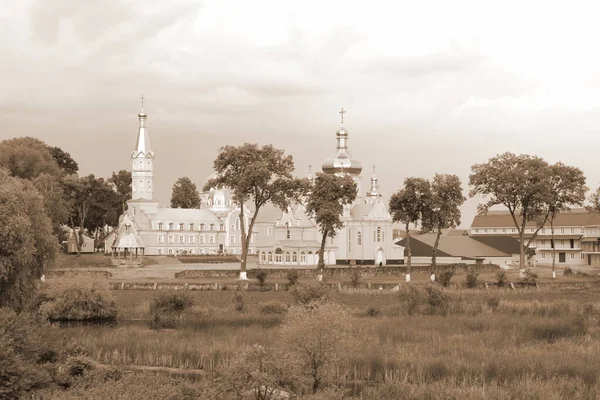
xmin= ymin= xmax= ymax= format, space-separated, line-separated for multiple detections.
xmin=322 ymin=125 xmax=362 ymax=176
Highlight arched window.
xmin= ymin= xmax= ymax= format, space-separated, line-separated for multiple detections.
xmin=158 ymin=222 xmax=164 ymax=230
xmin=219 ymin=224 xmax=224 ymax=231
xmin=180 ymin=223 xmax=184 ymax=231
xmin=147 ymin=180 xmax=152 ymax=191
xmin=292 ymin=252 xmax=297 ymax=263
xmin=139 ymin=180 xmax=144 ymax=190
xmin=138 ymin=161 xmax=143 ymax=169
xmin=261 ymin=252 xmax=266 ymax=262
xmin=268 ymin=251 xmax=273 ymax=262
xmin=190 ymin=223 xmax=195 ymax=230
xmin=209 ymin=223 xmax=215 ymax=231
xmin=235 ymin=218 xmax=240 ymax=231
xmin=230 ymin=235 xmax=236 ymax=244
xmin=285 ymin=221 xmax=291 ymax=239
xmin=200 ymin=223 xmax=205 ymax=230
xmin=133 ymin=180 xmax=137 ymax=191
xmin=357 ymin=231 xmax=362 ymax=245
xmin=300 ymin=252 xmax=306 ymax=263
xmin=285 ymin=252 xmax=291 ymax=262
xmin=147 ymin=161 xmax=150 ymax=170
xmin=376 ymin=227 xmax=382 ymax=242
xmin=169 ymin=223 xmax=174 ymax=230
xmin=216 ymin=199 xmax=222 ymax=206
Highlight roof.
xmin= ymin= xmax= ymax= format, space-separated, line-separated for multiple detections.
xmin=276 ymin=240 xmax=323 ymax=248
xmin=470 ymin=235 xmax=522 ymax=255
xmin=471 ymin=208 xmax=600 ymax=228
xmin=153 ymin=207 xmax=221 ymax=222
xmin=254 ymin=203 xmax=284 ymax=223
xmin=350 ymin=203 xmax=374 ymax=218
xmin=397 ymin=233 xmax=512 ymax=258
xmin=113 ymin=232 xmax=145 ymax=249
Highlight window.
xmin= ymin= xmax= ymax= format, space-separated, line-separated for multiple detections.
xmin=484 ymin=229 xmax=488 ymax=233
xmin=199 ymin=235 xmax=205 ymax=244
xmin=357 ymin=231 xmax=362 ymax=245
xmin=189 ymin=235 xmax=195 ymax=244
xmin=158 ymin=234 xmax=164 ymax=244
xmin=209 ymin=235 xmax=215 ymax=244
xmin=168 ymin=248 xmax=173 ymax=254
xmin=169 ymin=223 xmax=174 ymax=230
xmin=216 ymin=199 xmax=222 ymax=206
xmin=158 ymin=248 xmax=163 ymax=255
xmin=542 ymin=240 xmax=546 ymax=246
xmin=158 ymin=222 xmax=164 ymax=230
xmin=375 ymin=227 xmax=382 ymax=242
xmin=147 ymin=180 xmax=151 ymax=191
xmin=189 ymin=249 xmax=194 ymax=254
xmin=200 ymin=248 xmax=206 ymax=255
xmin=147 ymin=161 xmax=150 ymax=170
xmin=570 ymin=253 xmax=575 ymax=260
xmin=502 ymin=228 xmax=507 ymax=233
xmin=250 ymin=236 xmax=254 ymax=244
xmin=139 ymin=180 xmax=144 ymax=190
xmin=285 ymin=221 xmax=291 ymax=239
xmin=209 ymin=224 xmax=215 ymax=231
xmin=219 ymin=224 xmax=224 ymax=231
xmin=300 ymin=252 xmax=306 ymax=263
xmin=260 ymin=252 xmax=266 ymax=262
xmin=179 ymin=235 xmax=184 ymax=244
xmin=571 ymin=228 xmax=575 ymax=234
xmin=168 ymin=235 xmax=174 ymax=243
xmin=285 ymin=252 xmax=291 ymax=262
xmin=493 ymin=229 xmax=497 ymax=233
xmin=190 ymin=223 xmax=195 ymax=230
xmin=330 ymin=237 xmax=334 ymax=244
xmin=180 ymin=223 xmax=184 ymax=231
xmin=561 ymin=239 xmax=565 ymax=246
xmin=267 ymin=227 xmax=272 ymax=236
xmin=292 ymin=252 xmax=297 ymax=262
xmin=235 ymin=218 xmax=240 ymax=231
xmin=268 ymin=252 xmax=273 ymax=262
xmin=230 ymin=235 xmax=236 ymax=244
xmin=581 ymin=253 xmax=585 ymax=260
xmin=541 ymin=253 xmax=546 ymax=259
xmin=200 ymin=223 xmax=205 ymax=231
xmin=560 ymin=228 xmax=565 ymax=234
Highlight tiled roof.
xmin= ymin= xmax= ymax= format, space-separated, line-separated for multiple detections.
xmin=471 ymin=208 xmax=600 ymax=228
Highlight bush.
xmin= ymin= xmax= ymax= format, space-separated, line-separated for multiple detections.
xmin=564 ymin=266 xmax=573 ymax=276
xmin=233 ymin=290 xmax=245 ymax=313
xmin=286 ymin=270 xmax=299 ymax=286
xmin=38 ymin=277 xmax=117 ymax=322
xmin=349 ymin=268 xmax=362 ymax=288
xmin=65 ymin=355 xmax=95 ymax=378
xmin=425 ymin=285 xmax=450 ymax=315
xmin=529 ymin=316 xmax=586 ymax=343
xmin=398 ymin=285 xmax=451 ymax=316
xmin=521 ymin=269 xmax=538 ymax=284
xmin=465 ymin=268 xmax=479 ymax=288
xmin=254 ymin=269 xmax=268 ymax=285
xmin=365 ymin=306 xmax=381 ymax=317
xmin=149 ymin=291 xmax=193 ymax=328
xmin=260 ymin=301 xmax=287 ymax=315
xmin=486 ymin=296 xmax=500 ymax=312
xmin=292 ymin=281 xmax=329 ymax=305
xmin=496 ymin=270 xmax=506 ymax=287
xmin=437 ymin=268 xmax=455 ymax=287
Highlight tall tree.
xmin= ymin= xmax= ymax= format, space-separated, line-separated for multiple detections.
xmin=470 ymin=152 xmax=552 ymax=270
xmin=204 ymin=143 xmax=308 ymax=280
xmin=108 ymin=170 xmax=132 ymax=213
xmin=0 ymin=169 xmax=57 ymax=310
xmin=32 ymin=173 xmax=70 ymax=236
xmin=421 ymin=174 xmax=465 ymax=281
xmin=170 ymin=177 xmax=201 ymax=209
xmin=389 ymin=177 xmax=432 ymax=282
xmin=0 ymin=137 xmax=61 ymax=180
xmin=48 ymin=146 xmax=79 ymax=175
xmin=545 ymin=163 xmax=587 ymax=278
xmin=305 ymin=173 xmax=357 ymax=275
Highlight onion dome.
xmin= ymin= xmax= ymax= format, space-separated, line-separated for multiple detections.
xmin=322 ymin=116 xmax=362 ymax=176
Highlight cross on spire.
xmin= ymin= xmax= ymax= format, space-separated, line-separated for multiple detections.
xmin=373 ymin=165 xmax=376 ymax=175
xmin=339 ymin=107 xmax=346 ymax=124
xmin=140 ymin=94 xmax=145 ymax=112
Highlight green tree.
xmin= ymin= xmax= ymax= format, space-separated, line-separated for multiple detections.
xmin=108 ymin=170 xmax=132 ymax=214
xmin=305 ymin=173 xmax=357 ymax=274
xmin=170 ymin=176 xmax=201 ymax=209
xmin=421 ymin=174 xmax=465 ymax=280
xmin=204 ymin=143 xmax=308 ymax=280
xmin=470 ymin=152 xmax=552 ymax=270
xmin=545 ymin=163 xmax=587 ymax=278
xmin=389 ymin=177 xmax=432 ymax=282
xmin=0 ymin=137 xmax=61 ymax=180
xmin=48 ymin=146 xmax=79 ymax=175
xmin=0 ymin=169 xmax=57 ymax=310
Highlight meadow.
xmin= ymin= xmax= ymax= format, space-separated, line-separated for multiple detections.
xmin=45 ymin=283 xmax=600 ymax=399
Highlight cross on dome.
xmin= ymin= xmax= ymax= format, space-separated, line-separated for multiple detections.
xmin=140 ymin=94 xmax=145 ymax=112
xmin=339 ymin=108 xmax=346 ymax=124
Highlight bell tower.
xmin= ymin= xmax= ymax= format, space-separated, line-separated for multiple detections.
xmin=131 ymin=95 xmax=155 ymax=201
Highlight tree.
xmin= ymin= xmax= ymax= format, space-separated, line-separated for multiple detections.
xmin=421 ymin=174 xmax=465 ymax=281
xmin=204 ymin=143 xmax=308 ymax=280
xmin=0 ymin=137 xmax=61 ymax=180
xmin=32 ymin=173 xmax=70 ymax=235
xmin=0 ymin=169 xmax=57 ymax=310
xmin=108 ymin=170 xmax=132 ymax=214
xmin=305 ymin=173 xmax=357 ymax=274
xmin=48 ymin=146 xmax=79 ymax=175
xmin=470 ymin=153 xmax=552 ymax=270
xmin=279 ymin=300 xmax=352 ymax=394
xmin=545 ymin=163 xmax=587 ymax=278
xmin=389 ymin=178 xmax=432 ymax=282
xmin=170 ymin=177 xmax=201 ymax=209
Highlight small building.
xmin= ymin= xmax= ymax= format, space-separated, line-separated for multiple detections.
xmin=112 ymin=214 xmax=146 ymax=266
xmin=66 ymin=229 xmax=95 ymax=253
xmin=102 ymin=230 xmax=118 ymax=254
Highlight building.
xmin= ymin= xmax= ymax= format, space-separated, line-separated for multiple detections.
xmin=66 ymin=229 xmax=95 ymax=253
xmin=470 ymin=208 xmax=600 ymax=267
xmin=108 ymin=100 xmax=404 ymax=266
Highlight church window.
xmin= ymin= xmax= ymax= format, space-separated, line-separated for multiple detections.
xmin=275 ymin=248 xmax=283 ymax=263
xmin=199 ymin=235 xmax=205 ymax=244
xmin=147 ymin=180 xmax=151 ymax=191
xmin=138 ymin=161 xmax=143 ymax=169
xmin=133 ymin=180 xmax=137 ymax=191
xmin=158 ymin=234 xmax=164 ymax=244
xmin=285 ymin=252 xmax=291 ymax=262
xmin=190 ymin=223 xmax=195 ymax=230
xmin=382 ymin=231 xmax=385 ymax=242
xmin=200 ymin=223 xmax=205 ymax=230
xmin=235 ymin=218 xmax=240 ymax=231
xmin=267 ymin=227 xmax=272 ymax=236
xmin=158 ymin=222 xmax=163 ymax=230
xmin=216 ymin=199 xmax=222 ymax=206
xmin=268 ymin=252 xmax=273 ymax=262
xmin=226 ymin=199 xmax=231 ymax=206
xmin=209 ymin=223 xmax=215 ymax=231
xmin=357 ymin=231 xmax=362 ymax=245
xmin=230 ymin=235 xmax=236 ymax=244
xmin=376 ymin=227 xmax=382 ymax=242
xmin=139 ymin=180 xmax=144 ymax=190
xmin=179 ymin=235 xmax=185 ymax=244
xmin=147 ymin=161 xmax=150 ymax=170
xmin=292 ymin=252 xmax=297 ymax=263
xmin=169 ymin=223 xmax=174 ymax=230
xmin=180 ymin=223 xmax=184 ymax=231
xmin=285 ymin=221 xmax=291 ymax=239
xmin=219 ymin=224 xmax=224 ymax=231
xmin=209 ymin=235 xmax=215 ymax=244
xmin=168 ymin=235 xmax=174 ymax=243
xmin=189 ymin=235 xmax=195 ymax=243
xmin=300 ymin=252 xmax=306 ymax=263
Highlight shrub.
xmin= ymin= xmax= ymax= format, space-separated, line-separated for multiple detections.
xmin=38 ymin=277 xmax=117 ymax=322
xmin=292 ymin=281 xmax=329 ymax=305
xmin=233 ymin=290 xmax=245 ymax=313
xmin=437 ymin=268 xmax=455 ymax=287
xmin=365 ymin=306 xmax=381 ymax=317
xmin=65 ymin=355 xmax=95 ymax=377
xmin=465 ymin=268 xmax=479 ymax=288
xmin=254 ymin=269 xmax=268 ymax=285
xmin=564 ymin=266 xmax=573 ymax=276
xmin=496 ymin=270 xmax=506 ymax=287
xmin=349 ymin=268 xmax=362 ymax=288
xmin=286 ymin=270 xmax=299 ymax=286
xmin=149 ymin=290 xmax=193 ymax=328
xmin=260 ymin=300 xmax=287 ymax=315
xmin=521 ymin=269 xmax=538 ymax=284
xmin=398 ymin=285 xmax=451 ymax=316
xmin=425 ymin=285 xmax=450 ymax=315
xmin=529 ymin=316 xmax=586 ymax=343
xmin=486 ymin=296 xmax=500 ymax=312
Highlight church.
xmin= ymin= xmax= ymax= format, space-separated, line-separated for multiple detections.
xmin=108 ymin=99 xmax=404 ymax=266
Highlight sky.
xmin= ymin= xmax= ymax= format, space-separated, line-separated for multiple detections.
xmin=2 ymin=0 xmax=600 ymax=227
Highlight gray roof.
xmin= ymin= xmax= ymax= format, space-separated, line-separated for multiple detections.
xmin=397 ymin=233 xmax=511 ymax=258
xmin=113 ymin=232 xmax=145 ymax=249
xmin=153 ymin=207 xmax=221 ymax=222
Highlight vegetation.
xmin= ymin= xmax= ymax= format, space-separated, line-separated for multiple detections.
xmin=204 ymin=143 xmax=308 ymax=279
xmin=465 ymin=267 xmax=479 ymax=288
xmin=149 ymin=290 xmax=194 ymax=328
xmin=437 ymin=268 xmax=455 ymax=287
xmin=170 ymin=176 xmax=201 ymax=209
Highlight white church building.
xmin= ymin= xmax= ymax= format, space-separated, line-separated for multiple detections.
xmin=109 ymin=100 xmax=404 ymax=266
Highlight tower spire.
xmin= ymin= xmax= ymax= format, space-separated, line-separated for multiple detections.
xmin=367 ymin=164 xmax=380 ymax=202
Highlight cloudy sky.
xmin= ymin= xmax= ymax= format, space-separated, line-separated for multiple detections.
xmin=2 ymin=0 xmax=600 ymax=227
